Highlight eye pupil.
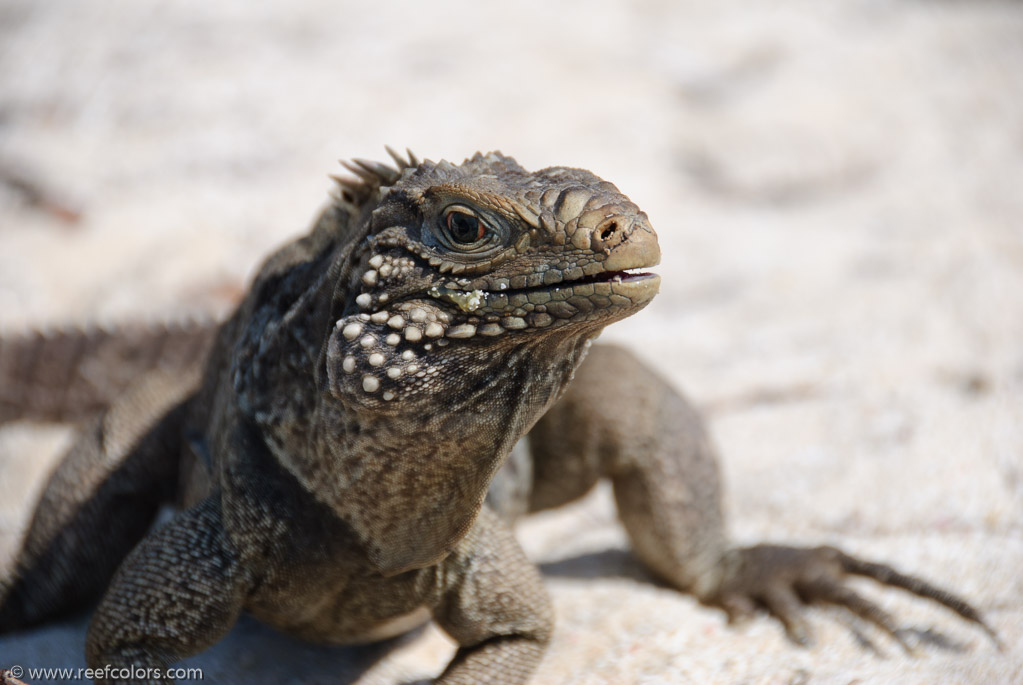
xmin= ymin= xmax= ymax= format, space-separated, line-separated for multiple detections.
xmin=446 ymin=212 xmax=483 ymax=244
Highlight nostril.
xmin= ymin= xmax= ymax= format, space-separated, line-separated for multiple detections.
xmin=600 ymin=221 xmax=618 ymax=241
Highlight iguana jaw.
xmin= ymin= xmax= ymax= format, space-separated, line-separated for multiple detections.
xmin=426 ymin=268 xmax=660 ymax=331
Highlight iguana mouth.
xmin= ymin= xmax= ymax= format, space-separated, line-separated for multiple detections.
xmin=511 ymin=267 xmax=661 ymax=304
xmin=574 ymin=268 xmax=658 ymax=285
xmin=487 ymin=266 xmax=658 ymax=297
xmin=427 ymin=266 xmax=660 ymax=322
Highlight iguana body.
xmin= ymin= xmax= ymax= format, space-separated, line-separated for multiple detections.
xmin=0 ymin=151 xmax=994 ymax=683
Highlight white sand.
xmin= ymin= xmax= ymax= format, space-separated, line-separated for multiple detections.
xmin=0 ymin=1 xmax=1020 ymax=682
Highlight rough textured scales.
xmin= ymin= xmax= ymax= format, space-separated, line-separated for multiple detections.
xmin=0 ymin=152 xmax=998 ymax=684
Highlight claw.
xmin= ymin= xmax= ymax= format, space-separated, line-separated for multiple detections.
xmin=902 ymin=626 xmax=972 ymax=652
xmin=713 ymin=544 xmax=998 ymax=654
xmin=720 ymin=594 xmax=756 ymax=625
xmin=842 ymin=618 xmax=884 ymax=655
xmin=763 ymin=583 xmax=813 ymax=646
xmin=802 ymin=577 xmax=917 ymax=654
xmin=836 ymin=550 xmax=1002 ymax=648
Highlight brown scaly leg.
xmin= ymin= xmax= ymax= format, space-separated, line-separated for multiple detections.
xmin=433 ymin=507 xmax=553 ymax=685
xmin=521 ymin=343 xmax=998 ymax=649
xmin=0 ymin=369 xmax=199 ymax=632
xmin=85 ymin=495 xmax=245 ymax=685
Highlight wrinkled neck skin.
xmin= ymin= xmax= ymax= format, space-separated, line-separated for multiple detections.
xmin=238 ymin=230 xmax=598 ymax=577
xmin=314 ymin=331 xmax=593 ymax=576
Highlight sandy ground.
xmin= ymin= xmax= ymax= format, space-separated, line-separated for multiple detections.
xmin=1 ymin=0 xmax=1022 ymax=683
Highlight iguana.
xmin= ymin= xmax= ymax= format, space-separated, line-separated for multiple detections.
xmin=0 ymin=150 xmax=996 ymax=683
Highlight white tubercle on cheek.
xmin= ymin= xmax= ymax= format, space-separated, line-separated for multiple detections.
xmin=342 ymin=323 xmax=362 ymax=340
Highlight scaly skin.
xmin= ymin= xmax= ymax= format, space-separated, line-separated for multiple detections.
xmin=0 ymin=320 xmax=215 ymax=425
xmin=0 ymin=150 xmax=996 ymax=684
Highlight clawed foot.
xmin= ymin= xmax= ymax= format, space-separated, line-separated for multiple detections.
xmin=707 ymin=544 xmax=1000 ymax=652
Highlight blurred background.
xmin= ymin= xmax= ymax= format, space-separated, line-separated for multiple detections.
xmin=0 ymin=1 xmax=1021 ymax=682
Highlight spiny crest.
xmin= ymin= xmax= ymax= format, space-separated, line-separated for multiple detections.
xmin=330 ymin=146 xmax=420 ymax=205
xmin=331 ymin=149 xmax=529 ymax=206
xmin=405 ymin=151 xmax=527 ymax=184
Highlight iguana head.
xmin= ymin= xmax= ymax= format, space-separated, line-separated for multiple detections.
xmin=326 ymin=149 xmax=660 ymax=407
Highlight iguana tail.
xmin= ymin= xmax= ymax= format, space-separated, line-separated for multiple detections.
xmin=0 ymin=319 xmax=217 ymax=425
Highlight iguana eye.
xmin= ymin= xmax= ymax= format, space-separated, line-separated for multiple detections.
xmin=444 ymin=209 xmax=485 ymax=245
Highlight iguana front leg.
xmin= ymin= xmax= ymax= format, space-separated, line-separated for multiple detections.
xmin=83 ymin=452 xmax=551 ymax=685
xmin=433 ymin=507 xmax=552 ymax=685
xmin=522 ymin=343 xmax=996 ymax=647
xmin=85 ymin=495 xmax=245 ymax=685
